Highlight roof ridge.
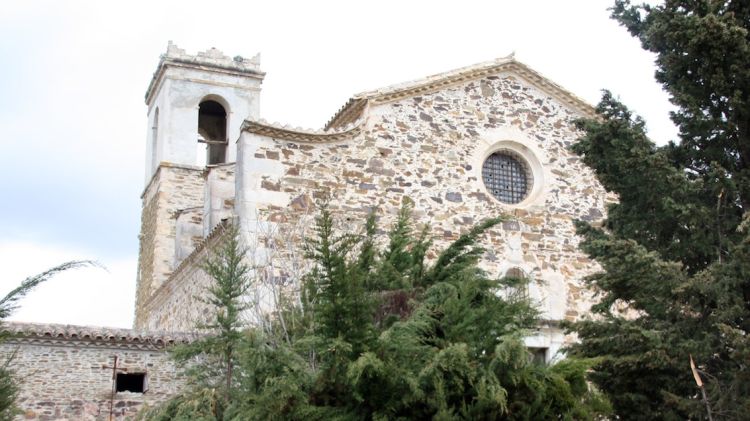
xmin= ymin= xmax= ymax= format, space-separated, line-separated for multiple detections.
xmin=353 ymin=54 xmax=516 ymax=99
xmin=2 ymin=321 xmax=200 ymax=350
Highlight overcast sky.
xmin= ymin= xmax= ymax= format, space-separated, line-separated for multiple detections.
xmin=0 ymin=0 xmax=674 ymax=329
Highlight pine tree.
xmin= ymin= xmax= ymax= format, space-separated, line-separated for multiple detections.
xmin=141 ymin=225 xmax=251 ymax=420
xmin=567 ymin=1 xmax=750 ymax=419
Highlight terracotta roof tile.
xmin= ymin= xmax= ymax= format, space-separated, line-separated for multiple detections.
xmin=1 ymin=321 xmax=200 ymax=350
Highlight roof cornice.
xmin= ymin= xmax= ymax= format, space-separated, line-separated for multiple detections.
xmin=242 ymin=118 xmax=364 ymax=144
xmin=240 ymin=56 xmax=597 ymax=144
xmin=1 ymin=322 xmax=198 ymax=350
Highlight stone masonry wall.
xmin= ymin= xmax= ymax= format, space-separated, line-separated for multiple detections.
xmin=241 ymin=72 xmax=613 ymax=327
xmin=141 ymin=225 xmax=229 ymax=332
xmin=1 ymin=325 xmax=189 ymax=420
xmin=135 ymin=164 xmax=206 ymax=329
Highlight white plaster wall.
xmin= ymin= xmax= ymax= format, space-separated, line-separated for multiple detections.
xmin=145 ymin=66 xmax=262 ymax=184
xmin=235 ymin=132 xmax=290 ymax=233
xmin=203 ymin=164 xmax=237 ymax=236
xmin=144 ymin=106 xmax=161 ymax=181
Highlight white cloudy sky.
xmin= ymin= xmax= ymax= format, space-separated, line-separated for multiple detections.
xmin=0 ymin=0 xmax=674 ymax=329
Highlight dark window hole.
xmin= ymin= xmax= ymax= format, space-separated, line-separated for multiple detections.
xmin=116 ymin=372 xmax=146 ymax=393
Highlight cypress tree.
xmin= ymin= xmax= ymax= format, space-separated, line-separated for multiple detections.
xmin=568 ymin=1 xmax=750 ymax=419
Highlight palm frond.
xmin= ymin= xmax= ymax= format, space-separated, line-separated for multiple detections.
xmin=0 ymin=260 xmax=102 ymax=320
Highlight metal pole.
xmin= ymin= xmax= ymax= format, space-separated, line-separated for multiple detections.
xmin=109 ymin=356 xmax=118 ymax=421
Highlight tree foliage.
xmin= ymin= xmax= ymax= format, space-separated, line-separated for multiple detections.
xmin=140 ymin=226 xmax=251 ymax=420
xmin=0 ymin=260 xmax=98 ymax=421
xmin=567 ymin=1 xmax=750 ymax=419
xmin=143 ymin=205 xmax=609 ymax=420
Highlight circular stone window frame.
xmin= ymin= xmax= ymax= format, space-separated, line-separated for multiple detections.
xmin=474 ymin=134 xmax=546 ymax=209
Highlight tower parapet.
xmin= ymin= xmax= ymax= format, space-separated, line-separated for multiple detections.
xmin=145 ymin=42 xmax=263 ymax=105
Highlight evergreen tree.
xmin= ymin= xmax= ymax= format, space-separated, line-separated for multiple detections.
xmin=140 ymin=226 xmax=251 ymax=420
xmin=568 ymin=1 xmax=750 ymax=419
xmin=143 ymin=206 xmax=609 ymax=420
xmin=231 ymin=205 xmax=609 ymax=420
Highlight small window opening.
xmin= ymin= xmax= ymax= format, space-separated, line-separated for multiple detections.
xmin=116 ymin=372 xmax=146 ymax=393
xmin=528 ymin=347 xmax=548 ymax=365
xmin=198 ymin=100 xmax=227 ymax=165
xmin=505 ymin=267 xmax=526 ymax=279
xmin=504 ymin=267 xmax=529 ymax=299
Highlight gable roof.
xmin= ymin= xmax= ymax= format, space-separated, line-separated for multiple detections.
xmin=242 ymin=55 xmax=596 ymax=143
xmin=325 ymin=55 xmax=597 ymax=129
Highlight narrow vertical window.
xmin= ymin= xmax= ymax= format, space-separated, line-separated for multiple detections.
xmin=198 ymin=100 xmax=227 ymax=165
xmin=151 ymin=108 xmax=159 ymax=171
xmin=504 ymin=267 xmax=529 ymax=299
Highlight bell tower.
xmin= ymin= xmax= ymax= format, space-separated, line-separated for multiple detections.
xmin=135 ymin=42 xmax=264 ymax=328
xmin=143 ymin=41 xmax=264 ymax=180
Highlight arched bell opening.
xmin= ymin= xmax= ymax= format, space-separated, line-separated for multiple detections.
xmin=198 ymin=100 xmax=227 ymax=165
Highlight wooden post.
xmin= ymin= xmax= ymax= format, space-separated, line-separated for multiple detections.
xmin=690 ymin=354 xmax=714 ymax=421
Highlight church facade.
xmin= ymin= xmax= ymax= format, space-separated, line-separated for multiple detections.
xmin=2 ymin=43 xmax=609 ymax=419
xmin=135 ymin=43 xmax=610 ymax=359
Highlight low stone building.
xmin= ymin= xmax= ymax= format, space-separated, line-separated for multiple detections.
xmin=5 ymin=43 xmax=611 ymax=419
xmin=0 ymin=323 xmax=193 ymax=420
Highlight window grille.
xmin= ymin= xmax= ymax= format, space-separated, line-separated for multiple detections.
xmin=481 ymin=151 xmax=530 ymax=204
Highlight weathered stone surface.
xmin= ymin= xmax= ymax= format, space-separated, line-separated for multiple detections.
xmin=261 ymin=179 xmax=281 ymax=191
xmin=240 ymin=73 xmax=612 ymax=335
xmin=1 ymin=323 xmax=190 ymax=420
xmin=290 ymin=193 xmax=314 ymax=211
xmin=123 ymin=58 xmax=616 ymax=414
xmin=445 ymin=192 xmax=463 ymax=202
xmin=135 ymin=164 xmax=206 ymax=329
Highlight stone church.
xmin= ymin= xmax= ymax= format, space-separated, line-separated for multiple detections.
xmin=1 ymin=43 xmax=609 ymax=419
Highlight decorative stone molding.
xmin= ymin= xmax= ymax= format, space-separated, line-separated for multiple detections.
xmin=476 ymin=141 xmax=546 ymax=209
xmin=325 ymin=98 xmax=369 ymax=131
xmin=242 ymin=118 xmax=364 ymax=143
